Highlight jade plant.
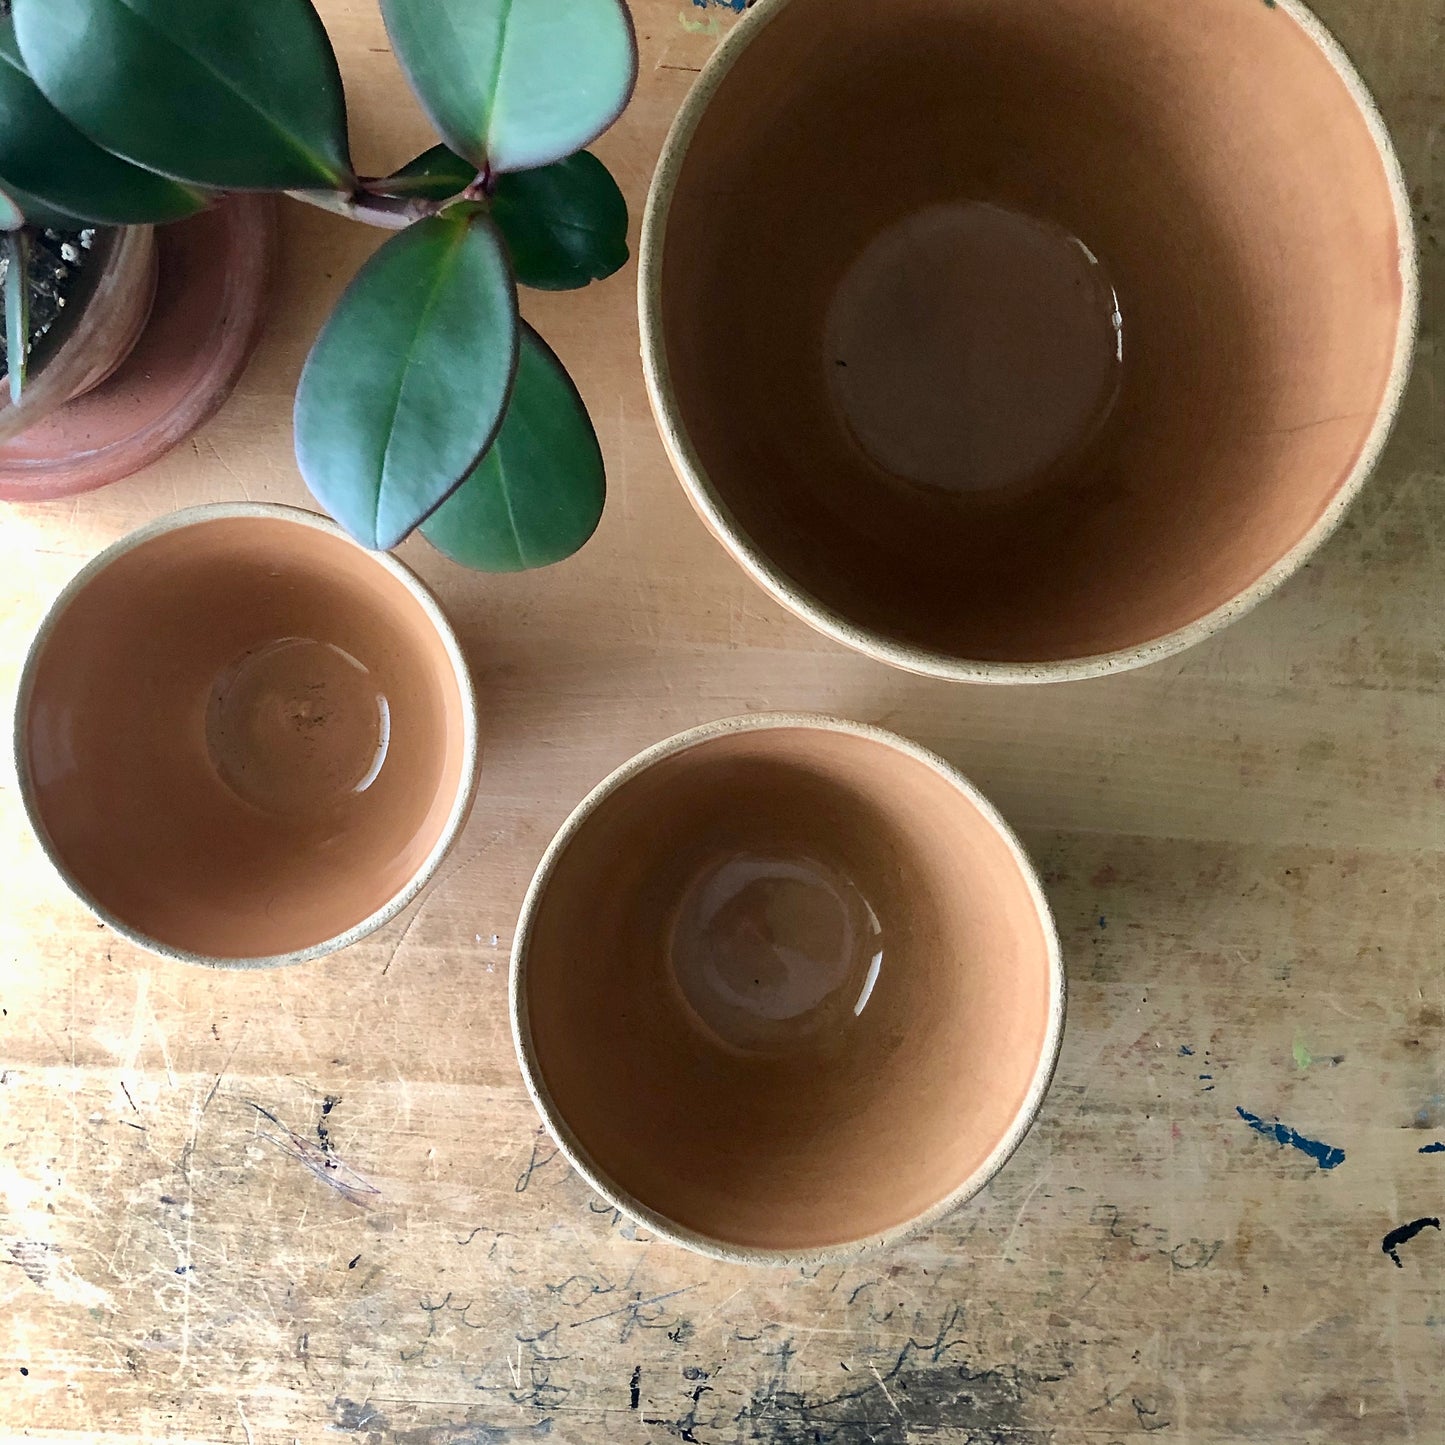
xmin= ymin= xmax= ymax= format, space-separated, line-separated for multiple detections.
xmin=0 ymin=0 xmax=636 ymax=570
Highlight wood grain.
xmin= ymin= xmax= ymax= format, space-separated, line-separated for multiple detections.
xmin=1 ymin=1 xmax=1440 ymax=1441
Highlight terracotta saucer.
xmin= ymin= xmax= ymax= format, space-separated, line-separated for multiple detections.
xmin=0 ymin=195 xmax=277 ymax=502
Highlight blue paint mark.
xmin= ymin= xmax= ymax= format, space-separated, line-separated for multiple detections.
xmin=1383 ymin=1217 xmax=1440 ymax=1267
xmin=1098 ymin=915 xmax=1107 ymax=929
xmin=691 ymin=0 xmax=748 ymax=10
xmin=1235 ymin=1107 xmax=1345 ymax=1169
xmin=1179 ymin=1046 xmax=1194 ymax=1056
xmin=1200 ymin=1074 xmax=1213 ymax=1080
xmin=1420 ymin=1141 xmax=1445 ymax=1154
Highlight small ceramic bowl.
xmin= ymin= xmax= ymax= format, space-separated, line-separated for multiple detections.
xmin=14 ymin=503 xmax=478 ymax=967
xmin=640 ymin=0 xmax=1417 ymax=682
xmin=512 ymin=715 xmax=1064 ymax=1264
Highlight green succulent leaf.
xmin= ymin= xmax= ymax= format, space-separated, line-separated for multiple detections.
xmin=295 ymin=205 xmax=519 ymax=551
xmin=369 ymin=144 xmax=477 ymax=202
xmin=421 ymin=323 xmax=604 ymax=571
xmin=11 ymin=0 xmax=354 ymax=191
xmin=5 ymin=226 xmax=28 ymax=404
xmin=379 ymin=0 xmax=637 ymax=174
xmin=490 ymin=151 xmax=627 ymax=290
xmin=0 ymin=184 xmax=92 ymax=232
xmin=0 ymin=20 xmax=206 ymax=225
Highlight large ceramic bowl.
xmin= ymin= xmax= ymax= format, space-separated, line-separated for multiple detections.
xmin=640 ymin=0 xmax=1417 ymax=682
xmin=15 ymin=503 xmax=479 ymax=967
xmin=513 ymin=715 xmax=1064 ymax=1263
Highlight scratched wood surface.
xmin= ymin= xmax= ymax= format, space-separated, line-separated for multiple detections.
xmin=1 ymin=1 xmax=1441 ymax=1441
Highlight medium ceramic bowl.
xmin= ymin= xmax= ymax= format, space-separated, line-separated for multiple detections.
xmin=640 ymin=0 xmax=1417 ymax=682
xmin=14 ymin=503 xmax=479 ymax=967
xmin=512 ymin=715 xmax=1064 ymax=1263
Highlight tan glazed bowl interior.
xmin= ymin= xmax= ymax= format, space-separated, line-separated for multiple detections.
xmin=15 ymin=504 xmax=478 ymax=966
xmin=513 ymin=716 xmax=1063 ymax=1262
xmin=641 ymin=0 xmax=1417 ymax=681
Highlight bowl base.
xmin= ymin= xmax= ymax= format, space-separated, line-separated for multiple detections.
xmin=825 ymin=200 xmax=1123 ymax=497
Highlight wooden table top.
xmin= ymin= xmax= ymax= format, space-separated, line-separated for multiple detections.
xmin=1 ymin=1 xmax=1440 ymax=1441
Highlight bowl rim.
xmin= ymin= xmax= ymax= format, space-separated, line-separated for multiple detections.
xmin=12 ymin=501 xmax=481 ymax=970
xmin=510 ymin=712 xmax=1067 ymax=1266
xmin=638 ymin=0 xmax=1421 ymax=685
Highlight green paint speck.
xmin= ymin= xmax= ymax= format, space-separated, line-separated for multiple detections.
xmin=1293 ymin=1035 xmax=1313 ymax=1070
xmin=678 ymin=9 xmax=724 ymax=33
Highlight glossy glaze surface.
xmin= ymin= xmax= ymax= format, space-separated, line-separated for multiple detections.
xmin=518 ymin=720 xmax=1060 ymax=1255
xmin=19 ymin=511 xmax=472 ymax=961
xmin=823 ymin=202 xmax=1123 ymax=496
xmin=647 ymin=0 xmax=1412 ymax=673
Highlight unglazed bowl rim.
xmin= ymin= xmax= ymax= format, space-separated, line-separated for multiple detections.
xmin=638 ymin=0 xmax=1420 ymax=685
xmin=12 ymin=501 xmax=481 ymax=970
xmin=510 ymin=712 xmax=1067 ymax=1265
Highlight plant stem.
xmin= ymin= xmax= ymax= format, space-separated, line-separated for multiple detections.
xmin=4 ymin=228 xmax=29 ymax=407
xmin=286 ymin=187 xmax=448 ymax=231
xmin=462 ymin=165 xmax=495 ymax=203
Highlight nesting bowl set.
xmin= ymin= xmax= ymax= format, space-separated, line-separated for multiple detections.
xmin=11 ymin=0 xmax=1417 ymax=1261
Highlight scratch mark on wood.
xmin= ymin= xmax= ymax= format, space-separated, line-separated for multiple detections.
xmin=515 ymin=1132 xmax=561 ymax=1192
xmin=569 ymin=1285 xmax=697 ymax=1331
xmin=380 ymin=894 xmax=433 ymax=975
xmin=4 ymin=1239 xmax=114 ymax=1310
xmin=244 ymin=1101 xmax=381 ymax=1203
xmin=695 ymin=1286 xmax=743 ymax=1326
xmin=869 ymin=1360 xmax=902 ymax=1417
xmin=1133 ymin=1395 xmax=1171 ymax=1431
xmin=202 ymin=1020 xmax=247 ymax=1116
xmin=333 ymin=1395 xmax=554 ymax=1441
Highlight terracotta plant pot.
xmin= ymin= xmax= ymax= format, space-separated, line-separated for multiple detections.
xmin=14 ymin=504 xmax=479 ymax=968
xmin=512 ymin=715 xmax=1064 ymax=1263
xmin=0 ymin=197 xmax=275 ymax=501
xmin=0 ymin=225 xmax=158 ymax=445
xmin=640 ymin=0 xmax=1417 ymax=682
